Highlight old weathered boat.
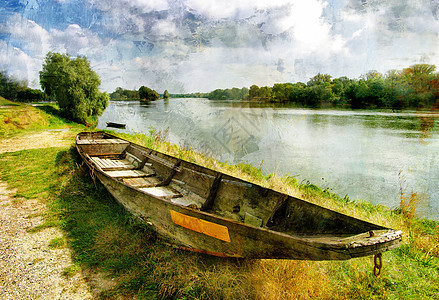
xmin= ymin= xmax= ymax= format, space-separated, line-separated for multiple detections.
xmin=76 ymin=131 xmax=402 ymax=260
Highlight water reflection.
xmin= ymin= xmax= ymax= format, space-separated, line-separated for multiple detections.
xmin=98 ymin=99 xmax=439 ymax=219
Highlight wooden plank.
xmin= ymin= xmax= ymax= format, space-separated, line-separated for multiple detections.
xmin=145 ymin=153 xmax=182 ymax=172
xmin=139 ymin=186 xmax=181 ymax=199
xmin=77 ymin=139 xmax=129 ymax=145
xmin=90 ymin=157 xmax=106 ymax=169
xmin=76 ymin=139 xmax=92 ymax=145
xmin=88 ymin=153 xmax=123 ymax=158
xmin=104 ymin=170 xmax=151 ymax=178
xmin=92 ymin=158 xmax=136 ymax=171
xmin=122 ymin=176 xmax=161 ymax=187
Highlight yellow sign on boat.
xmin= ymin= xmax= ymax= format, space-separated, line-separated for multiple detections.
xmin=170 ymin=210 xmax=231 ymax=242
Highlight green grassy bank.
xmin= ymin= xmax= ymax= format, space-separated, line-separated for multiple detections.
xmin=0 ymin=101 xmax=438 ymax=299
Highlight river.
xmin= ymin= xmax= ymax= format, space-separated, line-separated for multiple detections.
xmin=97 ymin=99 xmax=439 ymax=219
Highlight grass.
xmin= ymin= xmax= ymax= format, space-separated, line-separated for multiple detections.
xmin=0 ymin=100 xmax=438 ymax=299
xmin=0 ymin=96 xmax=20 ymax=106
xmin=49 ymin=236 xmax=67 ymax=248
xmin=0 ymin=99 xmax=79 ymax=138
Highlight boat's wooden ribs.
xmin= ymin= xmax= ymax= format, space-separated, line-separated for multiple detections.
xmin=161 ymin=159 xmax=182 ymax=186
xmin=201 ymin=172 xmax=223 ymax=211
xmin=266 ymin=195 xmax=290 ymax=227
xmin=137 ymin=149 xmax=154 ymax=170
xmin=127 ymin=144 xmax=183 ymax=173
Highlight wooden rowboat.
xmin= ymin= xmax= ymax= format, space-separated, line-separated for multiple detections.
xmin=76 ymin=131 xmax=402 ymax=260
xmin=106 ymin=121 xmax=126 ymax=129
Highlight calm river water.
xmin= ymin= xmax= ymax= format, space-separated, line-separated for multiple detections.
xmin=97 ymin=99 xmax=439 ymax=219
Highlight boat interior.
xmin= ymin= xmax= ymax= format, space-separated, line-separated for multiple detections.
xmin=77 ymin=132 xmax=386 ymax=237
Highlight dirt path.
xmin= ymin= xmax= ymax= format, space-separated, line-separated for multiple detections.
xmin=0 ymin=130 xmax=94 ymax=299
xmin=0 ymin=129 xmax=74 ymax=154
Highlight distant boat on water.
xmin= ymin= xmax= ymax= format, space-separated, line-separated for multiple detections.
xmin=106 ymin=122 xmax=126 ymax=129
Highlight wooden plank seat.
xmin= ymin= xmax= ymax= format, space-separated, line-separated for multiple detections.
xmin=122 ymin=176 xmax=161 ymax=188
xmin=104 ymin=166 xmax=155 ymax=178
xmin=139 ymin=186 xmax=182 ymax=200
xmin=91 ymin=157 xmax=135 ymax=171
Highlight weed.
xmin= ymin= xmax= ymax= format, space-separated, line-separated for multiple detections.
xmin=63 ymin=265 xmax=81 ymax=278
xmin=48 ymin=237 xmax=66 ymax=248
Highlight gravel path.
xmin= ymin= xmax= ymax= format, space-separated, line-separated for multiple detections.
xmin=0 ymin=129 xmax=74 ymax=154
xmin=0 ymin=130 xmax=94 ymax=299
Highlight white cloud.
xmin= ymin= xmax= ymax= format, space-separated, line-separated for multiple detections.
xmin=0 ymin=40 xmax=40 ymax=87
xmin=336 ymin=0 xmax=439 ymax=77
xmin=51 ymin=24 xmax=104 ymax=57
xmin=151 ymin=19 xmax=178 ymax=37
xmin=185 ymin=0 xmax=292 ymax=20
xmin=0 ymin=14 xmax=107 ymax=88
xmin=1 ymin=13 xmax=51 ymax=58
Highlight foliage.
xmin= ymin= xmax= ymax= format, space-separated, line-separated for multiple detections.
xmin=0 ymin=70 xmax=46 ymax=102
xmin=249 ymin=85 xmax=272 ymax=101
xmin=16 ymin=88 xmax=46 ymax=102
xmin=110 ymin=87 xmax=139 ymax=100
xmin=138 ymin=85 xmax=159 ymax=101
xmin=39 ymin=52 xmax=109 ymax=125
xmin=163 ymin=89 xmax=169 ymax=99
xmin=0 ymin=96 xmax=18 ymax=106
xmin=170 ymin=92 xmax=209 ymax=98
xmin=208 ymin=87 xmax=249 ymax=100
xmin=243 ymin=64 xmax=439 ymax=109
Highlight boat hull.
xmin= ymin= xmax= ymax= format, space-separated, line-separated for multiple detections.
xmin=76 ymin=132 xmax=402 ymax=260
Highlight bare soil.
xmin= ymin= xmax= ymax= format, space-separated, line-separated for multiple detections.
xmin=0 ymin=130 xmax=96 ymax=299
xmin=0 ymin=129 xmax=74 ymax=154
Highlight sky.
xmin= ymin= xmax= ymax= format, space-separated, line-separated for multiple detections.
xmin=1 ymin=0 xmax=439 ymax=93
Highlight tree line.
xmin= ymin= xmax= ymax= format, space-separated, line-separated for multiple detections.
xmin=208 ymin=64 xmax=439 ymax=110
xmin=0 ymin=71 xmax=46 ymax=102
xmin=110 ymin=87 xmax=169 ymax=101
xmin=207 ymin=87 xmax=249 ymax=100
xmin=4 ymin=56 xmax=438 ymax=128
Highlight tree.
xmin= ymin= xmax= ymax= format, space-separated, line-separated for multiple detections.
xmin=139 ymin=86 xmax=159 ymax=101
xmin=249 ymin=85 xmax=260 ymax=99
xmin=272 ymin=83 xmax=293 ymax=102
xmin=110 ymin=87 xmax=139 ymax=100
xmin=163 ymin=90 xmax=169 ymax=99
xmin=39 ymin=52 xmax=109 ymax=124
xmin=307 ymin=73 xmax=332 ymax=86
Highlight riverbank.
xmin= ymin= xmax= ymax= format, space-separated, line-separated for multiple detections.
xmin=1 ymin=100 xmax=438 ymax=299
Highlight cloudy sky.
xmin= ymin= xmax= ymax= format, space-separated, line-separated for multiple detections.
xmin=1 ymin=0 xmax=439 ymax=93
